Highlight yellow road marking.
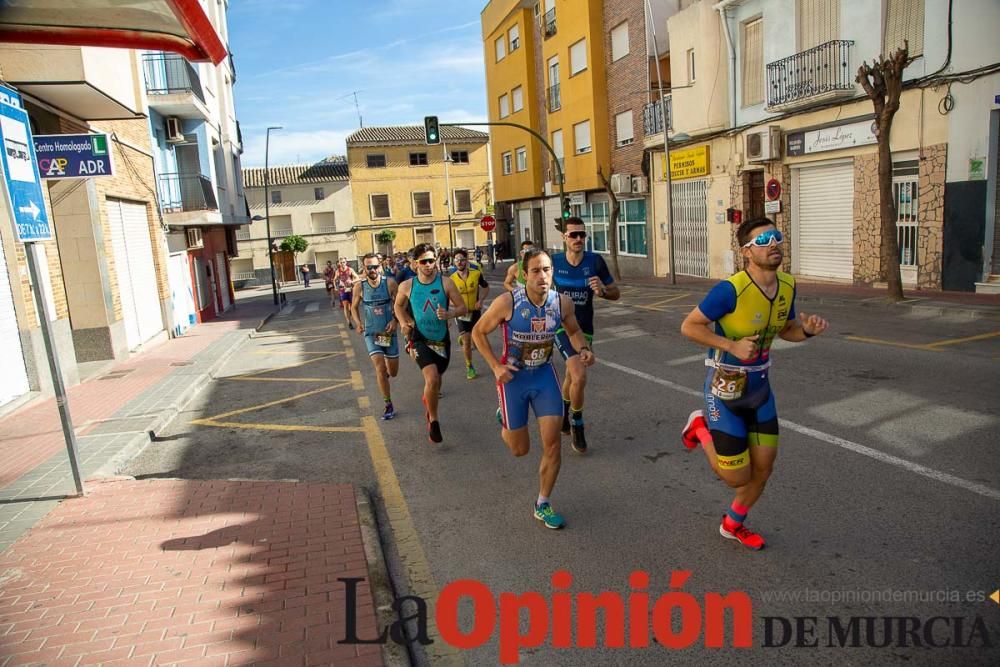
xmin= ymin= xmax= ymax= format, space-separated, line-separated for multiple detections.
xmin=225 ymin=377 xmax=342 ymax=383
xmin=191 ymin=419 xmax=364 ymax=433
xmin=254 ymin=350 xmax=343 ymax=355
xmin=351 ymin=370 xmax=363 ymax=391
xmin=633 ymin=302 xmax=699 ymax=312
xmin=358 ymin=395 xmax=370 ymax=410
xmin=199 ymin=382 xmax=352 ymax=421
xmin=845 ymin=336 xmax=941 ymax=352
xmin=925 ymin=330 xmax=1000 ymax=348
xmin=269 ymin=323 xmax=340 ymax=335
xmin=228 ymin=352 xmax=346 ymax=381
xmin=638 ymin=292 xmax=691 ymax=307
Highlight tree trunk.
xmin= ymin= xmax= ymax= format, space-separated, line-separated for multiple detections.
xmin=597 ymin=166 xmax=622 ymax=281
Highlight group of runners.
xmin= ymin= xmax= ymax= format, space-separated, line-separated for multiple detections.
xmin=340 ymin=216 xmax=827 ymax=549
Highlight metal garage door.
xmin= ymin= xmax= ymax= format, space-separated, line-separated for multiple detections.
xmin=795 ymin=161 xmax=855 ymax=279
xmin=0 ymin=235 xmax=30 ymax=407
xmin=672 ymin=179 xmax=710 ymax=277
xmin=107 ymin=198 xmax=163 ymax=350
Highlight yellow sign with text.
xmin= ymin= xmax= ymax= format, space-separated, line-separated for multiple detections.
xmin=665 ymin=146 xmax=710 ymax=180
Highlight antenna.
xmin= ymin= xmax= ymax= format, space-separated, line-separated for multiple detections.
xmin=353 ymin=91 xmax=363 ymax=128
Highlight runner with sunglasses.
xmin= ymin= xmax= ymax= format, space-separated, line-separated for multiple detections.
xmin=449 ymin=249 xmax=490 ymax=379
xmin=394 ymin=243 xmax=468 ymax=443
xmin=351 ymin=253 xmax=399 ymax=420
xmin=680 ymin=217 xmax=828 ymax=550
xmin=551 ymin=217 xmax=619 ymax=454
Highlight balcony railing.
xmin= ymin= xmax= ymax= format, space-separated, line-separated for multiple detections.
xmin=643 ymin=96 xmax=672 ymax=135
xmin=142 ymin=53 xmax=206 ymax=103
xmin=544 ymin=8 xmax=556 ymax=37
xmin=235 ymin=228 xmax=251 ymax=241
xmin=547 ymin=83 xmax=561 ymax=112
xmin=766 ymin=40 xmax=854 ymax=109
xmin=159 ymin=173 xmax=217 ymax=213
xmin=271 ymin=226 xmax=293 ymax=238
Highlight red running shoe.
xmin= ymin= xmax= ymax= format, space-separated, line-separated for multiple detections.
xmin=681 ymin=409 xmax=707 ymax=450
xmin=719 ymin=517 xmax=766 ymax=550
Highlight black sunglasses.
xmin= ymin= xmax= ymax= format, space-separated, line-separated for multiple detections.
xmin=365 ymin=264 xmax=380 ymax=270
xmin=567 ymin=231 xmax=587 ymax=239
xmin=418 ymin=257 xmax=436 ymax=265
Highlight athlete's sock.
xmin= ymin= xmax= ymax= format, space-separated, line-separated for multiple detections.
xmin=722 ymin=501 xmax=751 ymax=533
xmin=570 ymin=407 xmax=584 ymax=426
xmin=563 ymin=399 xmax=571 ymax=415
xmin=383 ymin=395 xmax=391 ymax=404
xmin=537 ymin=494 xmax=549 ymax=507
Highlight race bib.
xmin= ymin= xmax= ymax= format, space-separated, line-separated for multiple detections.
xmin=710 ymin=366 xmax=747 ymax=401
xmin=374 ymin=333 xmax=392 ymax=347
xmin=516 ymin=340 xmax=553 ymax=368
xmin=427 ymin=341 xmax=447 ymax=358
xmin=373 ymin=306 xmax=385 ymax=316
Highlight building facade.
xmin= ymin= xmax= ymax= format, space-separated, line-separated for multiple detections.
xmin=346 ymin=126 xmax=492 ymax=256
xmin=239 ymin=159 xmax=356 ymax=284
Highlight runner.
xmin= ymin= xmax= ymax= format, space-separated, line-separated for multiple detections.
xmin=393 ymin=243 xmax=468 ymax=443
xmin=680 ymin=217 xmax=828 ymax=550
xmin=334 ymin=258 xmax=359 ymax=329
xmin=503 ymin=240 xmax=535 ymax=292
xmin=551 ymin=217 xmax=619 ymax=454
xmin=472 ymin=249 xmax=593 ymax=529
xmin=351 ymin=253 xmax=399 ymax=420
xmin=322 ymin=260 xmax=336 ymax=307
xmin=449 ymin=249 xmax=490 ymax=379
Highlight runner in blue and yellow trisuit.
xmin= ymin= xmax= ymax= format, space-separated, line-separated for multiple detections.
xmin=680 ymin=217 xmax=828 ymax=551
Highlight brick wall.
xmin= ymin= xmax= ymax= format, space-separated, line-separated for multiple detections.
xmin=604 ymin=0 xmax=647 ymax=178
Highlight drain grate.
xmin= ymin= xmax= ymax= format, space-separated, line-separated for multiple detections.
xmin=99 ymin=369 xmax=135 ymax=380
xmin=170 ymin=361 xmax=193 ymax=367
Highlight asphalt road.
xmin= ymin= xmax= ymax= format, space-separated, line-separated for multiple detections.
xmin=123 ymin=274 xmax=1000 ymax=666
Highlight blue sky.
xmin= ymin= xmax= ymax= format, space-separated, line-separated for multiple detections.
xmin=228 ymin=0 xmax=488 ymax=167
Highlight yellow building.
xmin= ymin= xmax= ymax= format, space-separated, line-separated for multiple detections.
xmin=482 ymin=0 xmax=610 ymax=251
xmin=346 ymin=126 xmax=492 ymax=256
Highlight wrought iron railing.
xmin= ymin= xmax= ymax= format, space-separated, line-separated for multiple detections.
xmin=766 ymin=40 xmax=854 ymax=108
xmin=142 ymin=53 xmax=206 ymax=103
xmin=158 ymin=173 xmax=217 ymax=213
xmin=544 ymin=8 xmax=556 ymax=37
xmin=547 ymin=83 xmax=561 ymax=112
xmin=643 ymin=96 xmax=672 ymax=135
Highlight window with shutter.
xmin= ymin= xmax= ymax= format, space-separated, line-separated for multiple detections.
xmin=798 ymin=0 xmax=839 ymax=50
xmin=512 ymin=86 xmax=524 ymax=112
xmin=742 ymin=17 xmax=764 ymax=106
xmin=412 ymin=192 xmax=432 ymax=216
xmin=611 ymin=22 xmax=629 ymax=62
xmin=454 ymin=189 xmax=472 ymax=214
xmin=574 ymin=120 xmax=591 ymax=154
xmin=570 ymin=39 xmax=587 ymax=75
xmin=615 ymin=110 xmax=634 ymax=146
xmin=884 ymin=0 xmax=923 ymax=57
xmin=370 ymin=194 xmax=390 ymax=219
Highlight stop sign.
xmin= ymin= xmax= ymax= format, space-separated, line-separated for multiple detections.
xmin=480 ymin=214 xmax=496 ymax=232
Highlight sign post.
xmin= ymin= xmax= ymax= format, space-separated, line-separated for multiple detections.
xmin=480 ymin=215 xmax=497 ymax=271
xmin=0 ymin=83 xmax=84 ymax=496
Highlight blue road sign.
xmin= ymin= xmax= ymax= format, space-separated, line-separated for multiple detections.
xmin=34 ymin=133 xmax=114 ymax=179
xmin=0 ymin=83 xmax=51 ymax=242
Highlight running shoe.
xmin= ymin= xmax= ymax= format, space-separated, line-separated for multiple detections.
xmin=348 ymin=321 xmax=354 ymax=330
xmin=429 ymin=420 xmax=443 ymax=443
xmin=466 ymin=365 xmax=477 ymax=380
xmin=533 ymin=502 xmax=565 ymax=529
xmin=381 ymin=403 xmax=395 ymax=420
xmin=570 ymin=424 xmax=587 ymax=454
xmin=719 ymin=517 xmax=766 ymax=550
xmin=681 ymin=409 xmax=707 ymax=451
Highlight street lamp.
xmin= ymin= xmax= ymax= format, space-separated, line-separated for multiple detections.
xmin=442 ymin=141 xmax=455 ymax=249
xmin=264 ymin=125 xmax=283 ymax=305
xmin=664 ymin=129 xmax=691 ymax=286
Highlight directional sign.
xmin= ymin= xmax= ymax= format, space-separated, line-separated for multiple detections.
xmin=480 ymin=214 xmax=496 ymax=232
xmin=0 ymin=83 xmax=50 ymax=242
xmin=34 ymin=133 xmax=113 ymax=179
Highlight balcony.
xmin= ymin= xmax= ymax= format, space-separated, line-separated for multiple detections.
xmin=235 ymin=227 xmax=251 ymax=241
xmin=159 ymin=172 xmax=220 ymax=226
xmin=142 ymin=52 xmax=209 ymax=119
xmin=766 ymin=40 xmax=855 ymax=111
xmin=547 ymin=83 xmax=561 ymax=113
xmin=543 ymin=8 xmax=556 ymax=38
xmin=643 ymin=97 xmax=672 ymax=135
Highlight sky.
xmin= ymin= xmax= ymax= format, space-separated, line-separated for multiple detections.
xmin=228 ymin=0 xmax=489 ymax=167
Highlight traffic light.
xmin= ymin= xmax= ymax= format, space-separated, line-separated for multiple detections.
xmin=424 ymin=116 xmax=440 ymax=145
xmin=562 ymin=199 xmax=571 ymax=220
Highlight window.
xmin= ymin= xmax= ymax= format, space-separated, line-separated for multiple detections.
xmin=502 ymin=151 xmax=512 ymax=175
xmin=450 ymin=150 xmax=469 ymax=164
xmin=615 ymin=110 xmax=634 ymax=146
xmin=611 ymin=21 xmax=629 ymax=61
xmin=551 ymin=129 xmax=564 ymax=180
xmin=798 ymin=0 xmax=839 ymax=50
xmin=516 ymin=146 xmax=527 ymax=172
xmin=409 ymin=152 xmax=428 ymax=166
xmin=499 ymin=93 xmax=510 ymax=118
xmin=742 ymin=17 xmax=764 ymax=106
xmin=508 ymin=24 xmax=520 ymax=51
xmin=884 ymin=0 xmax=923 ymax=57
xmin=370 ymin=194 xmax=390 ymax=219
xmin=495 ymin=35 xmax=505 ymax=62
xmin=570 ymin=38 xmax=587 ymax=75
xmin=271 ymin=190 xmax=282 ymax=204
xmin=412 ymin=191 xmax=432 ymax=216
xmin=453 ymin=189 xmax=472 ymax=214
xmin=617 ymin=199 xmax=647 ymax=256
xmin=415 ymin=227 xmax=433 ymax=245
xmin=314 ymin=187 xmax=325 ymax=200
xmin=573 ymin=120 xmax=591 ymax=154
xmin=366 ymin=153 xmax=386 ymax=168
xmin=687 ymin=49 xmax=696 ymax=83
xmin=512 ymin=86 xmax=524 ymax=113
xmin=586 ymin=201 xmax=609 ymax=253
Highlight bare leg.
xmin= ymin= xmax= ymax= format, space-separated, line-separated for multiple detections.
xmin=563 ymin=356 xmax=587 ymax=410
xmin=371 ymin=354 xmax=391 ymax=401
xmin=421 ymin=365 xmax=441 ymax=420
xmin=537 ymin=415 xmax=563 ymax=497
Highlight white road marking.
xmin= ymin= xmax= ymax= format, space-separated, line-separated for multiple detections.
xmin=305 ymin=302 xmax=319 ymax=313
xmin=278 ymin=303 xmax=295 ymax=317
xmin=597 ymin=358 xmax=1000 ymax=502
xmin=666 ymin=354 xmax=707 ymax=366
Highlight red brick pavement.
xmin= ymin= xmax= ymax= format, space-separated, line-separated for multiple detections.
xmin=0 ymin=301 xmax=275 ymax=492
xmin=0 ymin=479 xmax=384 ymax=666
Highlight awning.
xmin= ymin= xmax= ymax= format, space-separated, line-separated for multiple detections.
xmin=0 ymin=0 xmax=227 ymax=64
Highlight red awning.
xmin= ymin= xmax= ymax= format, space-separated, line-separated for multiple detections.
xmin=0 ymin=0 xmax=227 ymax=64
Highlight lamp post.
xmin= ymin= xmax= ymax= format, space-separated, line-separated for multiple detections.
xmin=664 ymin=129 xmax=691 ymax=285
xmin=442 ymin=140 xmax=455 ymax=249
xmin=264 ymin=125 xmax=282 ymax=305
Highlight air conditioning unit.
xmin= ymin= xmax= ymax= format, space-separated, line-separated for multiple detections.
xmin=186 ymin=227 xmax=203 ymax=248
xmin=610 ymin=173 xmax=631 ymax=194
xmin=165 ymin=116 xmax=185 ymax=143
xmin=631 ymin=176 xmax=649 ymax=195
xmin=746 ymin=126 xmax=781 ymax=162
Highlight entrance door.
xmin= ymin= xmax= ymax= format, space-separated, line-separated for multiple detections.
xmin=671 ymin=179 xmax=710 ymax=277
xmin=107 ymin=198 xmax=164 ymax=350
xmin=0 ymin=235 xmax=29 ymax=407
xmin=216 ymin=252 xmax=231 ymax=311
xmin=748 ymin=171 xmax=766 ymax=220
xmin=794 ymin=161 xmax=854 ymax=279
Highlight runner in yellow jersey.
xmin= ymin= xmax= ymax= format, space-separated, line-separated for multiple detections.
xmin=449 ymin=249 xmax=490 ymax=379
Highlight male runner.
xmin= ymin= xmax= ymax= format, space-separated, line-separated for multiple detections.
xmin=680 ymin=217 xmax=828 ymax=550
xmin=393 ymin=243 xmax=467 ymax=443
xmin=503 ymin=240 xmax=535 ymax=292
xmin=551 ymin=217 xmax=619 ymax=454
xmin=351 ymin=253 xmax=399 ymax=420
xmin=473 ymin=249 xmax=593 ymax=529
xmin=322 ymin=260 xmax=336 ymax=307
xmin=334 ymin=258 xmax=359 ymax=329
xmin=449 ymin=249 xmax=490 ymax=379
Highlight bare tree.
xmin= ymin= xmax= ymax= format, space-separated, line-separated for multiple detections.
xmin=856 ymin=43 xmax=911 ymax=302
xmin=596 ymin=166 xmax=622 ymax=281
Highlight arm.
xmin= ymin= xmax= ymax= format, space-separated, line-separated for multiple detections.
xmin=588 ymin=256 xmax=620 ymax=301
xmin=681 ymin=307 xmax=759 ymax=361
xmin=476 ymin=274 xmax=490 ymax=310
xmin=559 ymin=295 xmax=594 ymax=366
xmin=385 ymin=279 xmax=399 ymax=333
xmin=778 ymin=312 xmax=829 ymax=342
xmin=503 ymin=264 xmax=517 ymax=292
xmin=393 ymin=280 xmax=415 ymax=338
xmin=471 ymin=292 xmax=517 ymax=383
xmin=437 ymin=280 xmax=469 ymax=320
xmin=350 ymin=283 xmax=364 ymax=333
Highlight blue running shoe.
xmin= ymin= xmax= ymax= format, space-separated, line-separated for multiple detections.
xmin=533 ymin=502 xmax=565 ymax=529
xmin=381 ymin=403 xmax=395 ymax=420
